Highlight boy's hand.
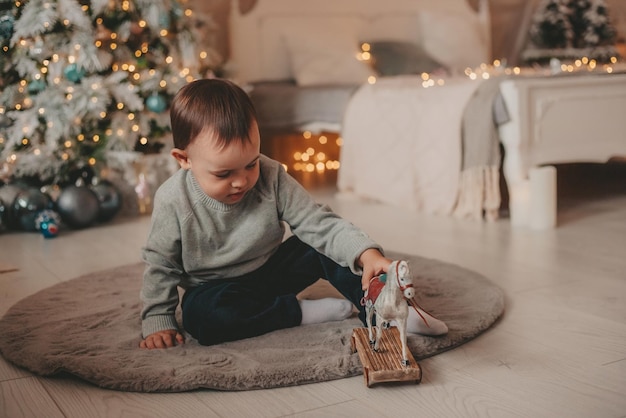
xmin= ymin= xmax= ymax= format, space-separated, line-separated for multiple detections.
xmin=140 ymin=329 xmax=185 ymax=349
xmin=358 ymin=248 xmax=392 ymax=291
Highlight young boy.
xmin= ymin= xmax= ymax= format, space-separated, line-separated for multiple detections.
xmin=140 ymin=79 xmax=446 ymax=349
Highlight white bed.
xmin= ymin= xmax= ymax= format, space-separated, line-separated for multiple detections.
xmin=338 ymin=74 xmax=502 ymax=220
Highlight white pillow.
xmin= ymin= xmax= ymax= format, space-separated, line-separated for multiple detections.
xmin=419 ymin=12 xmax=488 ymax=71
xmin=280 ymin=20 xmax=375 ymax=86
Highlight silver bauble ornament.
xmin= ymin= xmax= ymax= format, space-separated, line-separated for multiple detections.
xmin=56 ymin=185 xmax=100 ymax=229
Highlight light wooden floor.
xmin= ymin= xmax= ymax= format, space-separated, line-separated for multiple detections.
xmin=1 ymin=164 xmax=625 ymax=418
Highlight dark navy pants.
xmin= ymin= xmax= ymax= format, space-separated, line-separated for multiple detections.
xmin=181 ymin=236 xmax=367 ymax=346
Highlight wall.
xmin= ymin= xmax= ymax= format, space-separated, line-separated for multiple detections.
xmin=188 ymin=0 xmax=626 ymax=67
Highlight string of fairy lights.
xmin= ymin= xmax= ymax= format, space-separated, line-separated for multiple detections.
xmin=359 ymin=42 xmax=622 ymax=87
xmin=284 ymin=43 xmax=623 ymax=178
xmin=288 ymin=131 xmax=342 ymax=175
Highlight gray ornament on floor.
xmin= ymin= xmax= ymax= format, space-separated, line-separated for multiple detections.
xmin=56 ymin=185 xmax=100 ymax=229
xmin=0 ymin=198 xmax=7 ymax=232
xmin=91 ymin=180 xmax=122 ymax=222
xmin=12 ymin=187 xmax=53 ymax=232
xmin=0 ymin=184 xmax=25 ymax=229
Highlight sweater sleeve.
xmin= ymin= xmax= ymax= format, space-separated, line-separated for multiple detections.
xmin=274 ymin=165 xmax=382 ymax=274
xmin=140 ymin=187 xmax=186 ymax=338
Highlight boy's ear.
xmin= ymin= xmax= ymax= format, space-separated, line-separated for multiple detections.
xmin=171 ymin=148 xmax=191 ymax=169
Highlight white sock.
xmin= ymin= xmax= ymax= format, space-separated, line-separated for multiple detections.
xmin=391 ymin=307 xmax=448 ymax=336
xmin=299 ymin=298 xmax=353 ymax=325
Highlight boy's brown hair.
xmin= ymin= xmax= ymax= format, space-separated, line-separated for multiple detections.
xmin=169 ymin=78 xmax=257 ymax=150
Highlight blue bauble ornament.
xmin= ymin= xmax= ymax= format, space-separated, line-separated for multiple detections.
xmin=0 ymin=14 xmax=14 ymax=40
xmin=146 ymin=94 xmax=167 ymax=113
xmin=27 ymin=79 xmax=46 ymax=94
xmin=172 ymin=3 xmax=184 ymax=18
xmin=91 ymin=180 xmax=122 ymax=222
xmin=63 ymin=63 xmax=86 ymax=83
xmin=159 ymin=12 xmax=171 ymax=29
xmin=35 ymin=209 xmax=61 ymax=238
xmin=12 ymin=187 xmax=53 ymax=232
xmin=56 ymin=185 xmax=100 ymax=229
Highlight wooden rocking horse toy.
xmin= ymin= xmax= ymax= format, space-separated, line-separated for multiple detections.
xmin=364 ymin=260 xmax=414 ymax=365
xmin=351 ymin=260 xmax=423 ymax=387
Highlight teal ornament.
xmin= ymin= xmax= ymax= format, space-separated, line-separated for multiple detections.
xmin=0 ymin=14 xmax=14 ymax=40
xmin=63 ymin=63 xmax=86 ymax=83
xmin=146 ymin=94 xmax=167 ymax=113
xmin=27 ymin=79 xmax=46 ymax=94
xmin=159 ymin=12 xmax=171 ymax=29
xmin=35 ymin=209 xmax=61 ymax=238
xmin=172 ymin=3 xmax=184 ymax=18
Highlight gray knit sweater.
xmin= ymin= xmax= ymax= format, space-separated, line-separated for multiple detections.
xmin=140 ymin=154 xmax=381 ymax=337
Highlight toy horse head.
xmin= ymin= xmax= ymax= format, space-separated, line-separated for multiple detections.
xmin=391 ymin=260 xmax=415 ymax=300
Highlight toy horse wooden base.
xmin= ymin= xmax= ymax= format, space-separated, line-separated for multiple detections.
xmin=351 ymin=326 xmax=422 ymax=387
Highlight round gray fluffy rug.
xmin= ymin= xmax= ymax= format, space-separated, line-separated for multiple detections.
xmin=0 ymin=252 xmax=504 ymax=392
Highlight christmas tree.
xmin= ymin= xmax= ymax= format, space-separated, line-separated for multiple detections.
xmin=524 ymin=0 xmax=618 ymax=62
xmin=0 ymin=0 xmax=221 ymax=187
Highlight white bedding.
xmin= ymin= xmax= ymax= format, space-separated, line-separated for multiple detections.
xmin=338 ymin=76 xmax=488 ymax=216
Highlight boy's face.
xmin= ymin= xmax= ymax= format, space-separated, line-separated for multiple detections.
xmin=171 ymin=122 xmax=261 ymax=204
